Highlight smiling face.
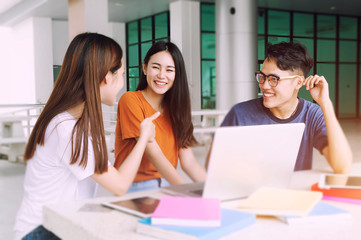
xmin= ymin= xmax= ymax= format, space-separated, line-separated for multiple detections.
xmin=260 ymin=58 xmax=302 ymax=114
xmin=143 ymin=51 xmax=175 ymax=96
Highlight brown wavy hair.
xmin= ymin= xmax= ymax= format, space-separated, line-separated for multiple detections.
xmin=24 ymin=32 xmax=123 ymax=174
xmin=136 ymin=41 xmax=197 ymax=148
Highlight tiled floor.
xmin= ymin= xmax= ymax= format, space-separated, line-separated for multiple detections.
xmin=1 ymin=119 xmax=360 ymax=239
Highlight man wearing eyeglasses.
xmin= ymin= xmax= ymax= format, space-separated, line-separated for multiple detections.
xmin=220 ymin=42 xmax=352 ymax=173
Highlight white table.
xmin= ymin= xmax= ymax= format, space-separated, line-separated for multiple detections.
xmin=43 ymin=164 xmax=361 ymax=240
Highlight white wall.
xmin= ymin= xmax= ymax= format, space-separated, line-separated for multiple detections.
xmin=0 ymin=17 xmax=54 ymax=106
xmin=0 ymin=26 xmax=19 ymax=106
xmin=11 ymin=18 xmax=36 ymax=104
xmin=1 ymin=16 xmax=127 ymax=109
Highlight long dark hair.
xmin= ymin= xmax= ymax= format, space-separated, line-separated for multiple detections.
xmin=137 ymin=41 xmax=196 ymax=148
xmin=24 ymin=32 xmax=123 ymax=174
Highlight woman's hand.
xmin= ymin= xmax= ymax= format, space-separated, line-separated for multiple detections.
xmin=139 ymin=112 xmax=160 ymax=142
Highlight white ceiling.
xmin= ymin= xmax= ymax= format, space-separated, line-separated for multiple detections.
xmin=1 ymin=0 xmax=361 ymax=26
xmin=0 ymin=0 xmax=21 ymax=14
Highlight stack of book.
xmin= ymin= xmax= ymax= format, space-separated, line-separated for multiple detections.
xmin=136 ymin=195 xmax=256 ymax=240
xmin=311 ymin=183 xmax=361 ymax=205
xmin=237 ymin=187 xmax=351 ymax=225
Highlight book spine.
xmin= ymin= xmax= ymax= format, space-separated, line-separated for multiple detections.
xmin=323 ymin=196 xmax=361 ymax=205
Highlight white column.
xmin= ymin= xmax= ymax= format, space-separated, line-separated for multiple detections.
xmin=10 ymin=17 xmax=53 ymax=105
xmin=170 ymin=1 xmax=201 ymax=111
xmin=33 ymin=17 xmax=53 ymax=104
xmin=52 ymin=21 xmax=69 ymax=66
xmin=9 ymin=19 xmax=36 ymax=104
xmin=216 ymin=0 xmax=258 ymax=110
xmin=68 ymin=0 xmax=109 ymax=41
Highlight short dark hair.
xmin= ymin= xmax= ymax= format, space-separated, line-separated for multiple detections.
xmin=265 ymin=42 xmax=314 ymax=77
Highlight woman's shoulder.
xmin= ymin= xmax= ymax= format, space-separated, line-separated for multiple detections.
xmin=119 ymin=91 xmax=143 ymax=103
xmin=48 ymin=112 xmax=76 ymax=135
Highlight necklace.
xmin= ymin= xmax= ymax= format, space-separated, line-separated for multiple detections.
xmin=290 ymin=99 xmax=299 ymax=117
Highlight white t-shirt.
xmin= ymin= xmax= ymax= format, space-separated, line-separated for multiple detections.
xmin=14 ymin=112 xmax=99 ymax=239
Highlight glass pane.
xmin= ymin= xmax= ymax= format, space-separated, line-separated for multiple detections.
xmin=268 ymin=10 xmax=290 ymax=36
xmin=339 ymin=64 xmax=357 ymax=118
xmin=141 ymin=42 xmax=153 ymax=61
xmin=258 ymin=9 xmax=265 ymax=34
xmin=128 ymin=45 xmax=139 ymax=67
xmin=141 ymin=17 xmax=152 ymax=42
xmin=293 ymin=38 xmax=314 ymax=58
xmin=267 ymin=36 xmax=290 ymax=45
xmin=298 ymin=86 xmax=314 ymax=103
xmin=128 ymin=78 xmax=139 ymax=92
xmin=155 ymin=37 xmax=169 ymax=43
xmin=317 ymin=39 xmax=335 ymax=62
xmin=293 ymin=13 xmax=314 ymax=37
xmin=128 ymin=67 xmax=139 ymax=78
xmin=202 ymin=60 xmax=216 ymax=109
xmin=339 ymin=41 xmax=357 ymax=62
xmin=201 ymin=33 xmax=215 ymax=59
xmin=317 ymin=63 xmax=336 ymax=105
xmin=53 ymin=65 xmax=61 ymax=83
xmin=128 ymin=21 xmax=138 ymax=44
xmin=339 ymin=17 xmax=357 ymax=39
xmin=358 ymin=64 xmax=361 ymax=117
xmin=298 ymin=66 xmax=314 ymax=103
xmin=293 ymin=38 xmax=314 ymax=102
xmin=317 ymin=15 xmax=336 ymax=38
xmin=201 ymin=4 xmax=215 ymax=32
xmin=258 ymin=35 xmax=265 ymax=60
xmin=155 ymin=13 xmax=168 ymax=39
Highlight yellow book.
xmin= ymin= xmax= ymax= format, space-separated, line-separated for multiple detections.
xmin=237 ymin=187 xmax=322 ymax=217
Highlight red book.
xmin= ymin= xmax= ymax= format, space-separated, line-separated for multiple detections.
xmin=311 ymin=183 xmax=361 ymax=200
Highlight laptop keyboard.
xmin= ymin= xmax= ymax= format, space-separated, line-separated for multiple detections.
xmin=190 ymin=189 xmax=203 ymax=196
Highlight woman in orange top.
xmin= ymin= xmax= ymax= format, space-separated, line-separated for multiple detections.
xmin=114 ymin=41 xmax=206 ymax=192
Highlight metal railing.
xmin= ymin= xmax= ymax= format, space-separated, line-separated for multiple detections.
xmin=0 ymin=104 xmax=227 ymax=161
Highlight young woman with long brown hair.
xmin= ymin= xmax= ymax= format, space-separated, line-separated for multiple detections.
xmin=114 ymin=41 xmax=206 ymax=192
xmin=14 ymin=32 xmax=159 ymax=240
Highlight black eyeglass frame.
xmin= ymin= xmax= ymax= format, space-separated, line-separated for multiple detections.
xmin=255 ymin=71 xmax=301 ymax=87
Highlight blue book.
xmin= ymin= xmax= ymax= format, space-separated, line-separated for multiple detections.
xmin=136 ymin=208 xmax=256 ymax=240
xmin=278 ymin=201 xmax=351 ymax=225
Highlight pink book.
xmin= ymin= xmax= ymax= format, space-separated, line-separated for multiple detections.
xmin=151 ymin=195 xmax=221 ymax=227
xmin=323 ymin=195 xmax=361 ymax=205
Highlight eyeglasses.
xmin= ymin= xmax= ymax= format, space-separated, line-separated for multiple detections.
xmin=255 ymin=71 xmax=301 ymax=87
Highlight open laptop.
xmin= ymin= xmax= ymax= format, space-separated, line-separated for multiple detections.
xmin=161 ymin=123 xmax=305 ymax=201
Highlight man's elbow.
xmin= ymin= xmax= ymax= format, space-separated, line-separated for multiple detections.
xmin=333 ymin=156 xmax=353 ymax=174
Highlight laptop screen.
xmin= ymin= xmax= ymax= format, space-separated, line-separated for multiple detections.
xmin=203 ymin=123 xmax=305 ymax=201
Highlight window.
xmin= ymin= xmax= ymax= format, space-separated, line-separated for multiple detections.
xmin=201 ymin=4 xmax=361 ymax=118
xmin=260 ymin=9 xmax=361 ymax=118
xmin=201 ymin=3 xmax=216 ymax=109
